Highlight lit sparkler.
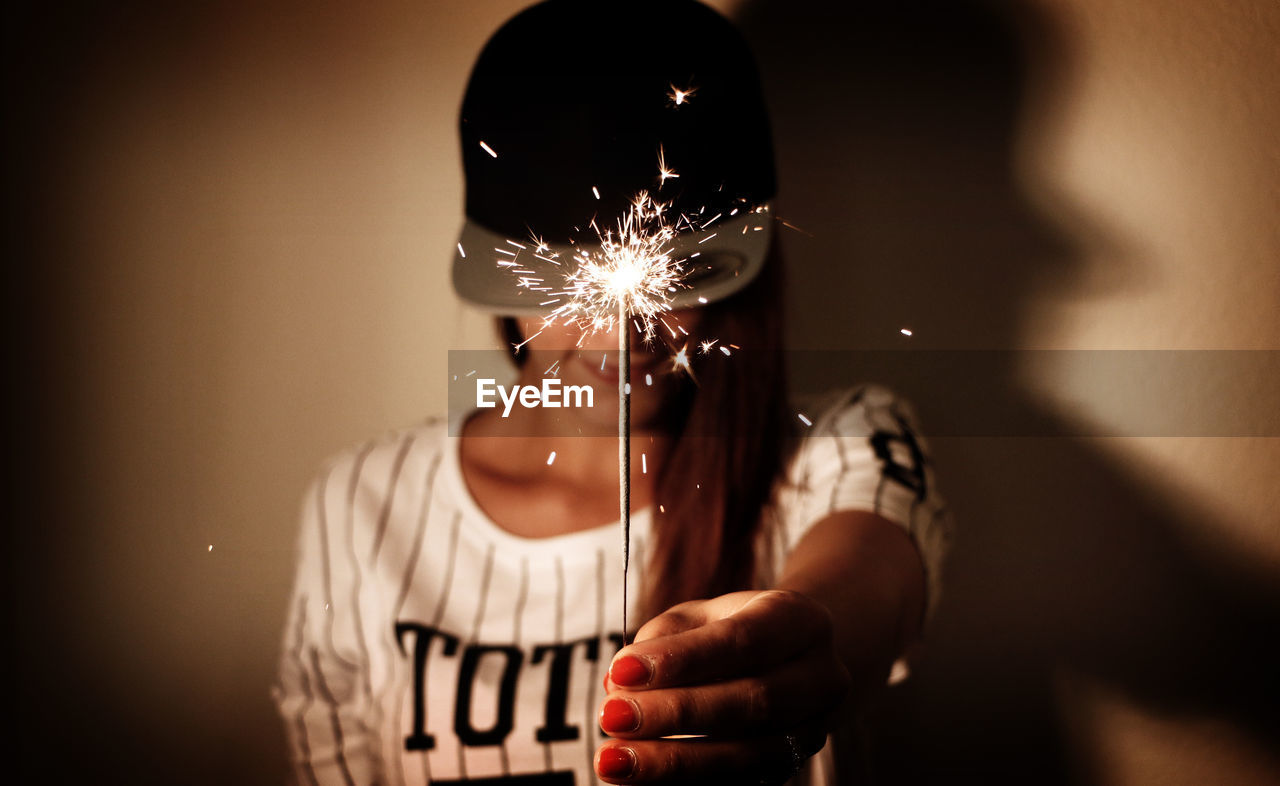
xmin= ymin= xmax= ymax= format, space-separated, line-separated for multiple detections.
xmin=504 ymin=190 xmax=690 ymax=643
xmin=488 ymin=95 xmax=768 ymax=638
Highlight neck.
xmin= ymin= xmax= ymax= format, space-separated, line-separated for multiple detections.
xmin=472 ymin=360 xmax=665 ymax=471
xmin=464 ymin=408 xmax=671 ymax=488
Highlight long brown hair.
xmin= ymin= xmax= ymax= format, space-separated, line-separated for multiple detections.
xmin=501 ymin=239 xmax=795 ymax=621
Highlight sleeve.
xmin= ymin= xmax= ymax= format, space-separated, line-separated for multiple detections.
xmin=273 ymin=462 xmax=383 ymax=785
xmin=780 ymin=386 xmax=951 ymax=627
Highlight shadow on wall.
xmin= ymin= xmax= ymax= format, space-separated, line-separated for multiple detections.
xmin=735 ymin=0 xmax=1279 ymax=782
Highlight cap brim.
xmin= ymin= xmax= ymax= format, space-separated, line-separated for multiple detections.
xmin=452 ymin=206 xmax=773 ymax=316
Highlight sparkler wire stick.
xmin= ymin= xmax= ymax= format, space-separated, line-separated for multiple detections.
xmin=618 ymin=302 xmax=631 ymax=645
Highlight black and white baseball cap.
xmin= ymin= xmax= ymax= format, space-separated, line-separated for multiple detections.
xmin=452 ymin=0 xmax=777 ymax=316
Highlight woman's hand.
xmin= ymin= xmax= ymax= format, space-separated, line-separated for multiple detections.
xmin=594 ymin=589 xmax=851 ymax=784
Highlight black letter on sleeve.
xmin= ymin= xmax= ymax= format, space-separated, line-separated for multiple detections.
xmin=870 ymin=414 xmax=928 ymax=500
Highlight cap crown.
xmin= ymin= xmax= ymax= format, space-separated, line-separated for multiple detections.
xmin=459 ymin=0 xmax=776 ymax=242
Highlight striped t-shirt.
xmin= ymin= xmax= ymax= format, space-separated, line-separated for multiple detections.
xmin=274 ymin=386 xmax=949 ymax=785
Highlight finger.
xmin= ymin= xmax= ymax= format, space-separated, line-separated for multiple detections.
xmin=607 ymin=602 xmax=709 ymax=690
xmin=609 ymin=590 xmax=832 ymax=690
xmin=600 ymin=651 xmax=849 ymax=739
xmin=607 ymin=596 xmax=735 ymax=689
xmin=631 ymin=597 xmax=719 ymax=642
xmin=594 ymin=722 xmax=829 ymax=785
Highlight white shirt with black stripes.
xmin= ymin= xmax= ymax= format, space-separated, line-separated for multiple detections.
xmin=274 ymin=386 xmax=949 ymax=786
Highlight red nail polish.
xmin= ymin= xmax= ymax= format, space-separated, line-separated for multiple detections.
xmin=597 ymin=746 xmax=636 ymax=779
xmin=600 ymin=698 xmax=640 ymax=734
xmin=610 ymin=655 xmax=650 ymax=687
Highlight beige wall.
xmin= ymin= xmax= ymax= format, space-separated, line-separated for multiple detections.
xmin=1017 ymin=0 xmax=1279 ymax=553
xmin=18 ymin=0 xmax=1276 ymax=781
xmin=1013 ymin=1 xmax=1279 ymax=781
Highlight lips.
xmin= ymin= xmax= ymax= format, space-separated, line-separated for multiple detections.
xmin=578 ymin=352 xmax=664 ymax=385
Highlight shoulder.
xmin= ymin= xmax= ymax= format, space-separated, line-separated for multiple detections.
xmin=781 ymin=385 xmax=933 ymax=512
xmin=306 ymin=416 xmax=451 ymax=502
xmin=796 ymin=385 xmax=922 ymax=444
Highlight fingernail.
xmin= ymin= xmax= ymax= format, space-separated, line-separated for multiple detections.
xmin=610 ymin=655 xmax=650 ymax=687
xmin=597 ymin=746 xmax=637 ymax=779
xmin=600 ymin=697 xmax=640 ymax=733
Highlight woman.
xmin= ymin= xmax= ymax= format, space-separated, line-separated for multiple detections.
xmin=276 ymin=1 xmax=948 ymax=784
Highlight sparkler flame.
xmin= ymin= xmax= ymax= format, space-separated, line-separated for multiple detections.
xmin=517 ymin=191 xmax=687 ymax=347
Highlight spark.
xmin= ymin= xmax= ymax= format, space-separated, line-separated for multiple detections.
xmin=528 ymin=191 xmax=687 ymax=344
xmin=670 ymin=343 xmax=693 ymax=376
xmin=657 ymin=145 xmax=679 ymax=188
xmin=798 ymin=413 xmax=813 ymax=427
xmin=465 ymin=369 xmax=477 ymax=377
xmin=699 ymin=339 xmax=718 ymax=354
xmin=659 ymin=504 xmax=665 ymax=513
xmin=642 ymin=453 xmax=648 ymax=474
xmin=547 ymin=451 xmax=557 ymax=466
xmin=697 ymin=296 xmax=708 ymax=304
xmin=900 ymin=328 xmax=913 ymax=336
xmin=479 ymin=140 xmax=498 ymax=158
xmin=668 ymin=83 xmax=697 ymax=107
xmin=778 ymin=218 xmax=814 ymax=237
xmin=208 ymin=544 xmax=213 ymax=552
xmin=719 ymin=346 xmax=731 ymax=356
xmin=457 ymin=243 xmax=466 ymax=258
xmin=645 ymin=373 xmax=653 ymax=386
xmin=504 ymin=158 xmax=691 ymax=348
